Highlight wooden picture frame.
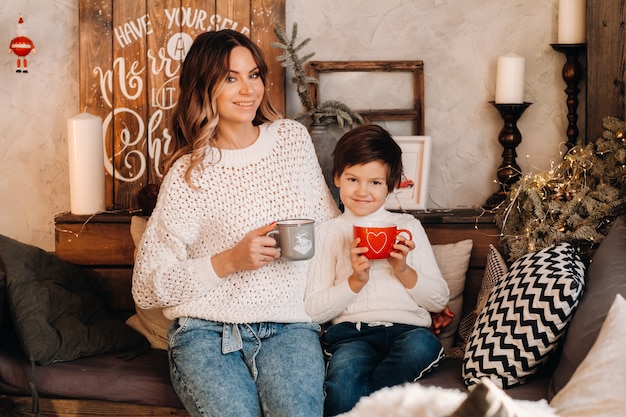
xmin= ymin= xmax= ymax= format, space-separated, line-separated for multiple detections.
xmin=384 ymin=136 xmax=432 ymax=211
xmin=307 ymin=60 xmax=424 ymax=135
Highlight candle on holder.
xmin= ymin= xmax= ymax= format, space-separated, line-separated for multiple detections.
xmin=495 ymin=53 xmax=525 ymax=104
xmin=557 ymin=0 xmax=586 ymax=44
xmin=67 ymin=112 xmax=106 ymax=215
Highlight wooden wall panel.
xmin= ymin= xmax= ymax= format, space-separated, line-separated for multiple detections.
xmin=79 ymin=0 xmax=114 ymax=208
xmin=146 ymin=0 xmax=184 ymax=183
xmin=79 ymin=0 xmax=285 ymax=210
xmin=251 ymin=0 xmax=285 ymax=110
xmin=112 ymin=1 xmax=149 ymax=209
xmin=216 ymin=0 xmax=250 ymax=27
xmin=586 ymin=0 xmax=626 ymax=142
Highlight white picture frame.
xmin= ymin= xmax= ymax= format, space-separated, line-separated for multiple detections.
xmin=384 ymin=135 xmax=432 ymax=211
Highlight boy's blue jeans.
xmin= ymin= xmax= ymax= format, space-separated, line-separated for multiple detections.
xmin=168 ymin=318 xmax=324 ymax=417
xmin=322 ymin=322 xmax=444 ymax=417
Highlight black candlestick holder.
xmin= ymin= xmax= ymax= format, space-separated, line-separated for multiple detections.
xmin=550 ymin=43 xmax=586 ymax=150
xmin=484 ymin=101 xmax=532 ymax=209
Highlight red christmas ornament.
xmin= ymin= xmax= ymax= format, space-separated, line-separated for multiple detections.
xmin=8 ymin=15 xmax=36 ymax=73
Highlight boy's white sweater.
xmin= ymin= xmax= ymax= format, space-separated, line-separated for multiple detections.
xmin=305 ymin=206 xmax=450 ymax=327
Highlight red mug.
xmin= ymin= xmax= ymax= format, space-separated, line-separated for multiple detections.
xmin=353 ymin=224 xmax=413 ymax=259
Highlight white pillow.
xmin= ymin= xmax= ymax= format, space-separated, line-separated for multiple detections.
xmin=431 ymin=239 xmax=473 ymax=352
xmin=550 ymin=294 xmax=626 ymax=417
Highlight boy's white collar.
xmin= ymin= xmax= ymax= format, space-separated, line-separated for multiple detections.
xmin=341 ymin=206 xmax=389 ymax=224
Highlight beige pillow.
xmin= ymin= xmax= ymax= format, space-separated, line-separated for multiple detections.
xmin=550 ymin=294 xmax=626 ymax=417
xmin=125 ymin=216 xmax=172 ymax=350
xmin=126 ymin=306 xmax=171 ymax=351
xmin=431 ymin=239 xmax=473 ymax=352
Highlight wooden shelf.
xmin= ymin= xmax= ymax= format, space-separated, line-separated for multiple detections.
xmin=54 ymin=208 xmax=496 ymax=228
xmin=54 ymin=208 xmax=500 ymax=319
xmin=397 ymin=208 xmax=496 ymax=225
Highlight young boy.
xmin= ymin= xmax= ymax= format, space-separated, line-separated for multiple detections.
xmin=305 ymin=124 xmax=450 ymax=417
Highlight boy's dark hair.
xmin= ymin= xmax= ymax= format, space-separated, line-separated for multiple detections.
xmin=332 ymin=124 xmax=403 ymax=192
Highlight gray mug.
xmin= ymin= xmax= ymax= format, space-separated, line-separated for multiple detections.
xmin=267 ymin=219 xmax=315 ymax=261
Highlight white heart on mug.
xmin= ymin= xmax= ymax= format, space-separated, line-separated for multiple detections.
xmin=366 ymin=231 xmax=388 ymax=254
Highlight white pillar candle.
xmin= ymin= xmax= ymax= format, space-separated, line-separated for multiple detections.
xmin=67 ymin=113 xmax=106 ymax=215
xmin=557 ymin=0 xmax=586 ymax=44
xmin=495 ymin=53 xmax=525 ymax=104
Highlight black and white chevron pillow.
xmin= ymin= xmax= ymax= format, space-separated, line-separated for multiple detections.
xmin=462 ymin=242 xmax=585 ymax=389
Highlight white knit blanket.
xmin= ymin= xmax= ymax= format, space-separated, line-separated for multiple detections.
xmin=338 ymin=382 xmax=559 ymax=417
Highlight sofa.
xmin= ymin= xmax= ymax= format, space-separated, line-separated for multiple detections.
xmin=1 ymin=210 xmax=624 ymax=417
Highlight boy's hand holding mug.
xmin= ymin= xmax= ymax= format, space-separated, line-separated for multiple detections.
xmin=353 ymin=223 xmax=412 ymax=259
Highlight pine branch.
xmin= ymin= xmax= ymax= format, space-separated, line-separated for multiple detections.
xmin=272 ymin=22 xmax=363 ymax=129
xmin=273 ymin=22 xmax=316 ymax=112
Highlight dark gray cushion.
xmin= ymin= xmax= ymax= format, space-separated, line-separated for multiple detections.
xmin=549 ymin=216 xmax=626 ymax=398
xmin=0 ymin=234 xmax=149 ymax=365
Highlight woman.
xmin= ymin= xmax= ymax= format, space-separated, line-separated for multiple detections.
xmin=132 ymin=29 xmax=340 ymax=417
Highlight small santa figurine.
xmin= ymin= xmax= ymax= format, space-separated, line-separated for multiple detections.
xmin=9 ymin=15 xmax=36 ymax=73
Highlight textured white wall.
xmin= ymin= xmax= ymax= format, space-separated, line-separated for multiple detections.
xmin=286 ymin=0 xmax=573 ymax=210
xmin=0 ymin=0 xmax=575 ymax=251
xmin=0 ymin=1 xmax=78 ymax=251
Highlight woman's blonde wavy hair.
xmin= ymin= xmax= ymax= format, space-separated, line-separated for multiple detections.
xmin=164 ymin=29 xmax=282 ymax=186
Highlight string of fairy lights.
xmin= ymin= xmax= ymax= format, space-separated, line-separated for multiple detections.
xmin=492 ymin=116 xmax=626 ymax=264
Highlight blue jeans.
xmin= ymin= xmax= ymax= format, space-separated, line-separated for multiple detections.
xmin=322 ymin=322 xmax=444 ymax=417
xmin=168 ymin=318 xmax=324 ymax=417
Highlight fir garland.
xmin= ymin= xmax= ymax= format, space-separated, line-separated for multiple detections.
xmin=495 ymin=116 xmax=626 ymax=264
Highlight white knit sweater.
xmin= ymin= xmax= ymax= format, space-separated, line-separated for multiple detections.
xmin=305 ymin=206 xmax=450 ymax=327
xmin=132 ymin=119 xmax=340 ymax=324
